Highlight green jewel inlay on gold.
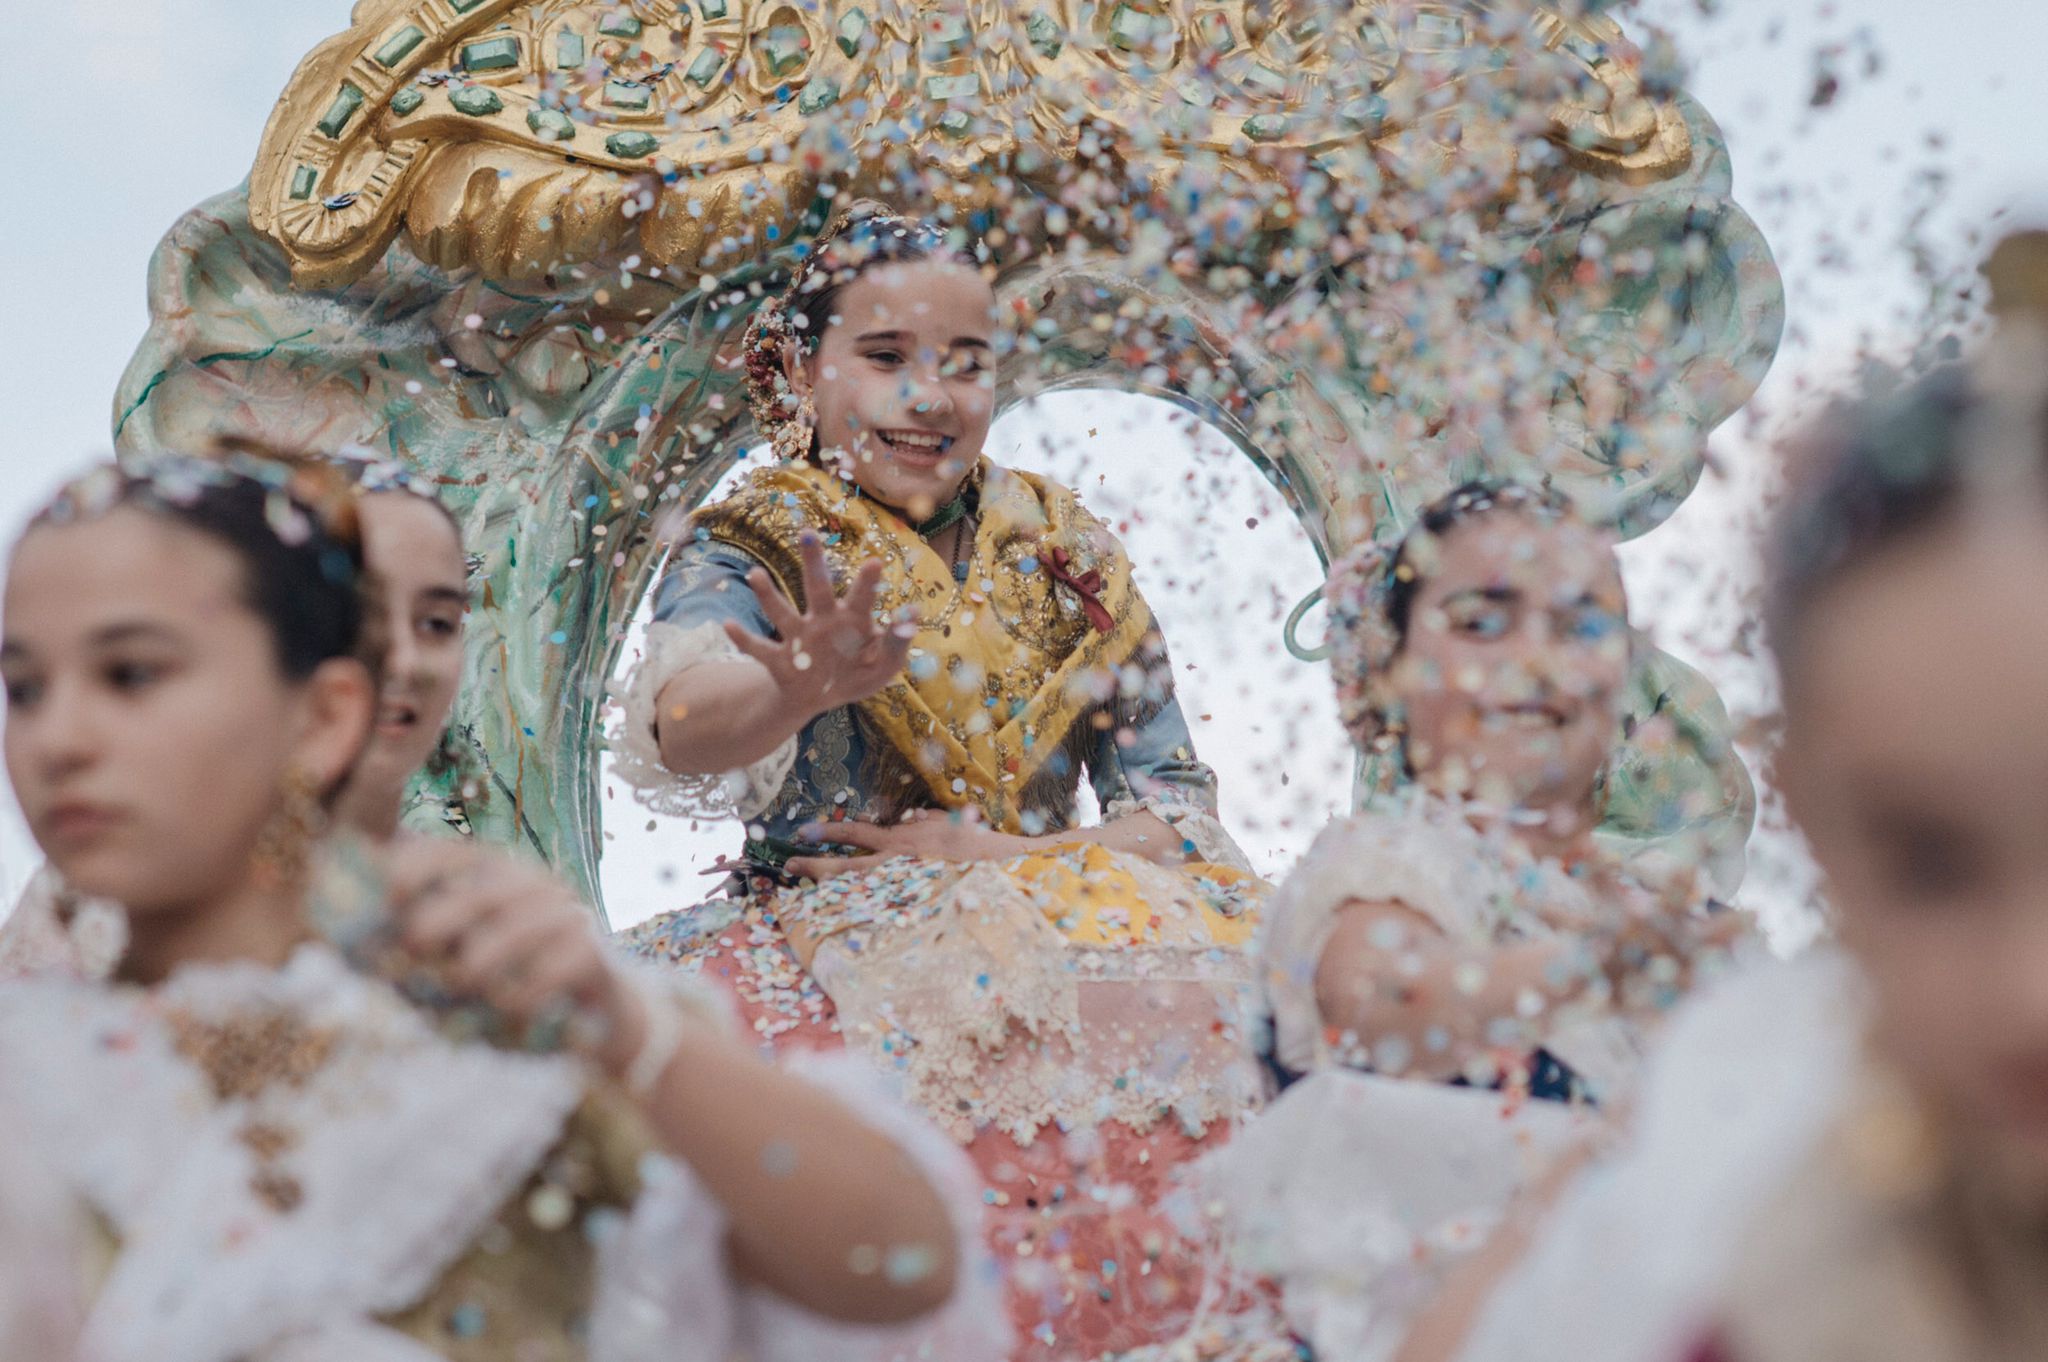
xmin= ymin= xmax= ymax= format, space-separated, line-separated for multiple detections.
xmin=597 ymin=11 xmax=642 ymax=38
xmin=289 ymin=165 xmax=320 ymax=200
xmin=557 ymin=31 xmax=586 ymax=67
xmin=924 ymin=13 xmax=969 ymax=59
xmin=1025 ymin=12 xmax=1063 ymax=58
xmin=374 ymin=25 xmax=427 ymax=69
xmin=925 ymin=72 xmax=980 ymax=101
xmin=1195 ymin=12 xmax=1233 ymax=52
xmin=391 ymin=86 xmax=426 ymax=115
xmin=1412 ymin=12 xmax=1466 ymax=48
xmin=938 ymin=109 xmax=973 ymax=138
xmin=448 ymin=0 xmax=486 ymax=11
xmin=1242 ymin=113 xmax=1288 ymax=141
xmin=527 ymin=106 xmax=577 ymax=140
xmin=317 ymin=83 xmax=365 ymax=138
xmin=835 ymin=9 xmax=868 ymax=56
xmin=603 ymin=78 xmax=654 ymax=109
xmin=449 ymin=85 xmax=504 ymax=115
xmin=757 ymin=25 xmax=809 ymax=76
xmin=699 ymin=0 xmax=728 ymax=18
xmin=686 ymin=48 xmax=724 ymax=86
xmin=606 ymin=130 xmax=660 ymax=157
xmin=1245 ymin=64 xmax=1289 ymax=97
xmin=461 ymin=36 xmax=521 ymax=71
xmin=797 ymin=78 xmax=839 ymax=114
xmin=1109 ymin=3 xmax=1163 ymax=51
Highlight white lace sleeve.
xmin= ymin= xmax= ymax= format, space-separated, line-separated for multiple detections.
xmin=1261 ymin=811 xmax=1503 ymax=1075
xmin=1104 ymin=794 xmax=1254 ymax=872
xmin=591 ymin=1051 xmax=1011 ymax=1362
xmin=609 ymin=620 xmax=798 ymax=821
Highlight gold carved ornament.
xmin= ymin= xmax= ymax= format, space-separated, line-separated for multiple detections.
xmin=250 ymin=0 xmax=1692 ymax=290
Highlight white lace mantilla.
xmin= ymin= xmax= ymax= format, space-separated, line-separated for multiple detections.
xmin=0 ymin=945 xmax=1007 ymax=1362
xmin=1260 ymin=792 xmax=1654 ymax=1095
xmin=611 ymin=620 xmax=798 ymax=820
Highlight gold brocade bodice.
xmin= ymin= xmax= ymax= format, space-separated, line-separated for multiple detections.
xmin=691 ymin=460 xmax=1160 ymax=833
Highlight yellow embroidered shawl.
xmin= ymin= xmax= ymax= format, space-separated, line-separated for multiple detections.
xmin=690 ymin=459 xmax=1158 ymax=834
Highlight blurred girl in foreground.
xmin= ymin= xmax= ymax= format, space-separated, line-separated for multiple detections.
xmin=0 ymin=455 xmax=1001 ymax=1362
xmin=1408 ymin=241 xmax=2048 ymax=1362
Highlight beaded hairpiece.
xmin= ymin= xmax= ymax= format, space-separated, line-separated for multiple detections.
xmin=38 ymin=452 xmax=365 ymax=553
xmin=1325 ymin=481 xmax=1571 ymax=753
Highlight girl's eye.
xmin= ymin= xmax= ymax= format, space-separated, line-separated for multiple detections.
xmin=418 ymin=615 xmax=461 ymax=640
xmin=1447 ymin=605 xmax=1512 ymax=640
xmin=864 ymin=349 xmax=904 ymax=367
xmin=1565 ymin=605 xmax=1621 ymax=642
xmin=943 ymin=351 xmax=988 ymax=378
xmin=106 ymin=660 xmax=167 ymax=692
xmin=2 ymin=677 xmax=41 ymax=708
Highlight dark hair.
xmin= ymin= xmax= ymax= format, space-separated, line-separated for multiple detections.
xmin=29 ymin=455 xmax=369 ymax=682
xmin=1384 ymin=480 xmax=1575 ymax=646
xmin=784 ymin=202 xmax=983 ymax=357
xmin=1766 ymin=366 xmax=2048 ymax=682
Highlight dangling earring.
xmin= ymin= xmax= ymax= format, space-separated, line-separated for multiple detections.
xmin=772 ymin=389 xmax=817 ymax=463
xmin=251 ymin=765 xmax=327 ymax=892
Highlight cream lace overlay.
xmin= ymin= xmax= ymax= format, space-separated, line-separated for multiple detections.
xmin=611 ymin=620 xmax=798 ymax=820
xmin=787 ymin=852 xmax=1265 ymax=1143
xmin=1260 ymin=794 xmax=1650 ymax=1097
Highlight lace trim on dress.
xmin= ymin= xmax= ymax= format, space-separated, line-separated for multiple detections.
xmin=1105 ymin=795 xmax=1255 ymax=874
xmin=611 ymin=620 xmax=798 ymax=821
xmin=792 ymin=856 xmax=1265 ymax=1143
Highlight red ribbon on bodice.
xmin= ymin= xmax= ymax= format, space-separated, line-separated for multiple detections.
xmin=1044 ymin=546 xmax=1114 ymax=634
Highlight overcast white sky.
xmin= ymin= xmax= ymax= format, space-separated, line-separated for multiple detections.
xmin=3 ymin=1 xmax=2045 ymax=937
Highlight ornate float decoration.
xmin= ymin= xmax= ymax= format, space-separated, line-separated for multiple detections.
xmin=116 ymin=0 xmax=1783 ymax=914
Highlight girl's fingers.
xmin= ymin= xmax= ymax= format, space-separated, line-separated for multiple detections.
xmin=493 ymin=928 xmax=601 ymax=1020
xmin=748 ymin=567 xmax=804 ymax=635
xmin=797 ymin=535 xmax=836 ymax=608
xmin=383 ymin=838 xmax=485 ymax=908
xmin=725 ymin=621 xmax=788 ymax=670
xmin=401 ymin=865 xmax=527 ymax=956
xmin=449 ymin=897 xmax=579 ymax=995
xmin=785 ymin=853 xmax=880 ymax=882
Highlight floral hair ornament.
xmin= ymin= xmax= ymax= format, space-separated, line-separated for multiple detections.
xmin=742 ymin=201 xmax=979 ymax=464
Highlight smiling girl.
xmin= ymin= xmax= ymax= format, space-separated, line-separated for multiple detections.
xmin=614 ymin=203 xmax=1281 ymax=1357
xmin=1199 ymin=482 xmax=1740 ymax=1360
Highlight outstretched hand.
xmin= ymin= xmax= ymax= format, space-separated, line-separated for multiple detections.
xmin=785 ymin=807 xmax=1031 ymax=882
xmin=728 ymin=534 xmax=916 ymax=720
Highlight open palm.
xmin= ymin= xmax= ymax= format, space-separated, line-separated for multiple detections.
xmin=727 ymin=533 xmax=916 ymax=715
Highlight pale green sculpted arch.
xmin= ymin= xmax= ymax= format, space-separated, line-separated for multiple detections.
xmin=113 ymin=0 xmax=1782 ymax=919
